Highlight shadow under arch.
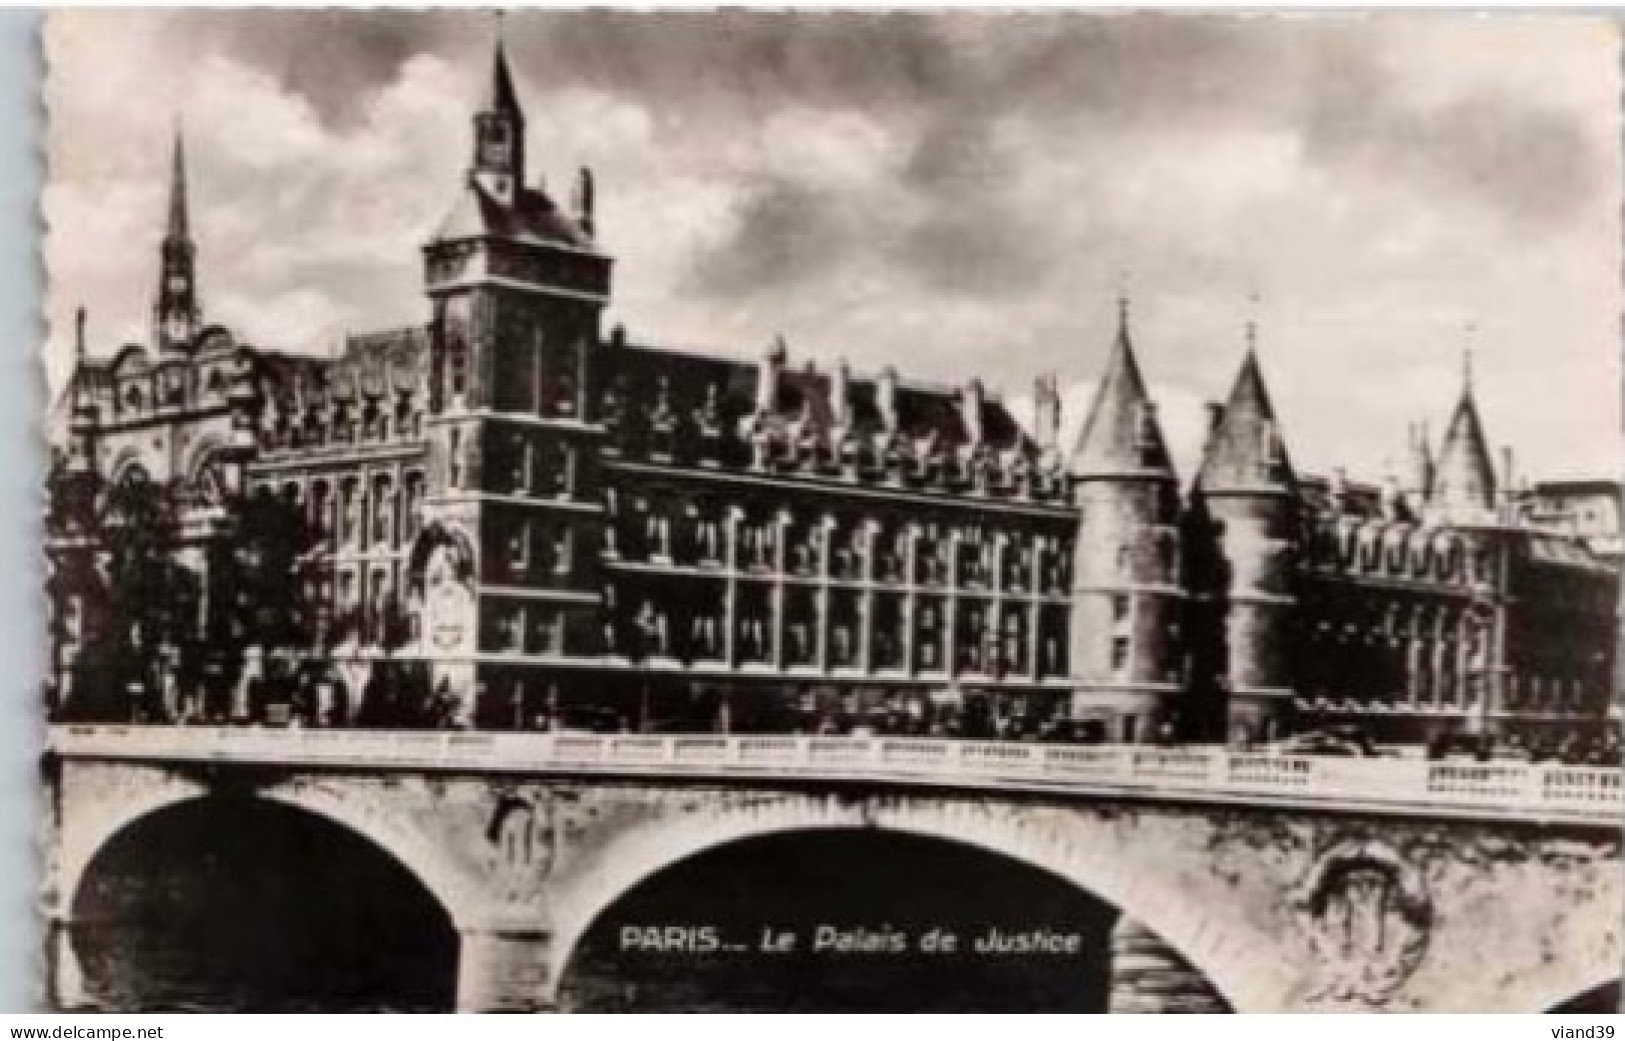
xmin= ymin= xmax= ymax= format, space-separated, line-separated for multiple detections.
xmin=67 ymin=793 xmax=459 ymax=1011
xmin=550 ymin=816 xmax=1244 ymax=1013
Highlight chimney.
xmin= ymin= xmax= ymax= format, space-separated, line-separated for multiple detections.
xmin=877 ymin=365 xmax=899 ymax=433
xmin=831 ymin=358 xmax=850 ymax=427
xmin=1034 ymin=374 xmax=1060 ymax=451
xmin=962 ymin=379 xmax=985 ymax=445
xmin=573 ymin=167 xmax=596 ymax=239
xmin=1379 ymin=460 xmax=1403 ymax=521
xmin=757 ymin=336 xmax=787 ymax=414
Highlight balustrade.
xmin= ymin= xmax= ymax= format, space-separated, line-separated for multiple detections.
xmin=47 ymin=725 xmax=1620 ymax=822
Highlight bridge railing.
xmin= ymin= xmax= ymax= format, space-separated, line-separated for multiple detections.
xmin=47 ymin=725 xmax=1621 ymax=824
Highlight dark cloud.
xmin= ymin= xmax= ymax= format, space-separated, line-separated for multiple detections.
xmin=167 ymin=11 xmax=1602 ymax=239
xmin=685 ymin=177 xmax=859 ymax=297
xmin=175 ymin=10 xmax=472 ymax=128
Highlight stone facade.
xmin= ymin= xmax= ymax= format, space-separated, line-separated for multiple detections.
xmin=41 ymin=756 xmax=1622 ymax=1012
xmin=44 ymin=40 xmax=1620 ymax=750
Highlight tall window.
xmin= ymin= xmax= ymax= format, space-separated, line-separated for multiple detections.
xmin=552 ymin=527 xmax=574 ymax=575
xmin=371 ymin=475 xmax=393 ymax=547
xmin=511 ymin=433 xmax=533 ymax=495
xmin=339 ymin=479 xmax=360 ymax=546
xmin=508 ymin=522 xmax=530 ymax=575
xmin=1110 ymin=636 xmax=1130 ymax=677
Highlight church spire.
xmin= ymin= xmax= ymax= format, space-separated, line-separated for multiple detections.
xmin=166 ymin=128 xmax=189 ymax=244
xmin=483 ymin=22 xmax=523 ymax=120
xmin=154 ymin=124 xmax=200 ymax=353
xmin=1069 ymin=297 xmax=1175 ymax=480
xmin=1197 ymin=328 xmax=1294 ymax=494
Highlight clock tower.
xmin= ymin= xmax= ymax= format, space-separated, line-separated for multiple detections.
xmin=418 ymin=35 xmax=613 ymax=722
xmin=471 ymin=36 xmax=525 ymax=207
xmin=154 ymin=129 xmax=200 ymax=354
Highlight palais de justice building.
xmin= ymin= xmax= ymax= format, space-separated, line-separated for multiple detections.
xmin=45 ymin=43 xmax=1622 ymax=747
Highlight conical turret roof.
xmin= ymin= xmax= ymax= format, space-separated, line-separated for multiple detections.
xmin=1432 ymin=380 xmax=1497 ymax=514
xmin=1197 ymin=345 xmax=1295 ymax=494
xmin=1068 ymin=303 xmax=1176 ymax=481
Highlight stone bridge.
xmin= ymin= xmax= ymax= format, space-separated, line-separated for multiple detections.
xmin=40 ymin=726 xmax=1623 ymax=1013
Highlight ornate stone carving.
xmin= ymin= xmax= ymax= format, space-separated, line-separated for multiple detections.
xmin=487 ymin=792 xmax=558 ymax=905
xmin=1293 ymin=839 xmax=1432 ymax=1007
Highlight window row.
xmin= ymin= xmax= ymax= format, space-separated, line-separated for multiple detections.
xmin=281 ymin=470 xmax=427 ymax=551
xmin=605 ymin=494 xmax=1072 ymax=592
xmin=260 ymin=394 xmax=424 ymax=452
xmin=604 ymin=588 xmax=1068 ymax=678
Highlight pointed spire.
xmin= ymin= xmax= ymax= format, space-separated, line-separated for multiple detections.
xmin=483 ymin=19 xmax=523 ymax=120
xmin=1197 ymin=331 xmax=1294 ymax=494
xmin=1432 ymin=355 xmax=1497 ymax=516
xmin=155 ymin=124 xmax=200 ymax=353
xmin=166 ymin=125 xmax=190 ymax=244
xmin=1069 ymin=298 xmax=1175 ymax=480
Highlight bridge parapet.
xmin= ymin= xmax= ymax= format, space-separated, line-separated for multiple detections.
xmin=48 ymin=725 xmax=1621 ymax=825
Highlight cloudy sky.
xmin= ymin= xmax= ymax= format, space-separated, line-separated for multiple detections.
xmin=45 ymin=11 xmax=1622 ymax=483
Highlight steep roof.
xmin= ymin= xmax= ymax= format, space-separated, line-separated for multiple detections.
xmin=1068 ymin=307 xmax=1175 ymax=480
xmin=432 ymin=180 xmax=595 ymax=251
xmin=483 ymin=38 xmax=523 ymax=120
xmin=1197 ymin=347 xmax=1295 ymax=494
xmin=617 ymin=342 xmax=1036 ymax=455
xmin=1431 ymin=385 xmax=1497 ymax=513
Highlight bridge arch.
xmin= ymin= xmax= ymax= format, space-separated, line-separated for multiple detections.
xmin=57 ymin=773 xmax=481 ymax=933
xmin=65 ymin=789 xmax=460 ymax=1010
xmin=545 ymin=795 xmax=1287 ymax=1012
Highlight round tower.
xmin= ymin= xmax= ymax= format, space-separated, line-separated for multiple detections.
xmin=1068 ymin=302 xmax=1186 ymax=744
xmin=1194 ymin=338 xmax=1298 ymax=745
